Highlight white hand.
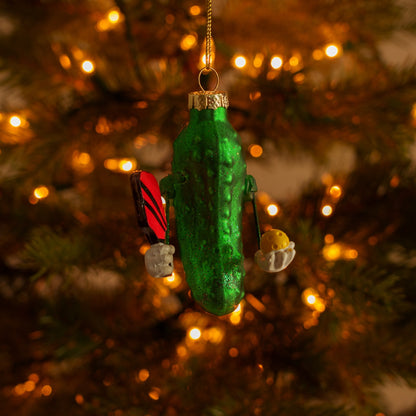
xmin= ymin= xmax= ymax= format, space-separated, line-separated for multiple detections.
xmin=145 ymin=243 xmax=175 ymax=278
xmin=255 ymin=242 xmax=296 ymax=273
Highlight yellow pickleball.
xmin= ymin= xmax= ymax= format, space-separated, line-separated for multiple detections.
xmin=260 ymin=229 xmax=290 ymax=253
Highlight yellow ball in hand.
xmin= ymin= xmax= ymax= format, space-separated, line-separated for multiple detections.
xmin=260 ymin=229 xmax=290 ymax=253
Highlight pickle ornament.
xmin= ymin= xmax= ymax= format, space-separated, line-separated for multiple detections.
xmin=160 ymin=91 xmax=251 ymax=315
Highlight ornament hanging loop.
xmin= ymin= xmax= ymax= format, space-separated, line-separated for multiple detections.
xmin=198 ymin=67 xmax=219 ymax=92
xmin=197 ymin=0 xmax=219 ymax=93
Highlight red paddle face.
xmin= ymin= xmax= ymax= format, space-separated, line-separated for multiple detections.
xmin=130 ymin=171 xmax=167 ymax=243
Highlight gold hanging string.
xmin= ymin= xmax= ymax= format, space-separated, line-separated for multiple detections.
xmin=198 ymin=0 xmax=219 ymax=92
xmin=206 ymin=0 xmax=212 ymax=70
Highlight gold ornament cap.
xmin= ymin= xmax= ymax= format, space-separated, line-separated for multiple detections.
xmin=188 ymin=91 xmax=229 ymax=110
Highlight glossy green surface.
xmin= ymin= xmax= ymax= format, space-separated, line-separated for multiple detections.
xmin=170 ymin=107 xmax=247 ymax=315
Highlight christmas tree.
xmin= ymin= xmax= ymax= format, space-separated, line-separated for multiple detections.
xmin=1 ymin=0 xmax=416 ymax=414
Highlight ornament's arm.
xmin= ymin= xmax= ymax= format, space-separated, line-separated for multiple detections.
xmin=129 ymin=170 xmax=175 ymax=278
xmin=244 ymin=175 xmax=261 ymax=249
xmin=244 ymin=175 xmax=296 ymax=273
xmin=159 ymin=172 xmax=185 ymax=244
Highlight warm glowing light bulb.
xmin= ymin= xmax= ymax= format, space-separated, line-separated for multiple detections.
xmin=137 ymin=368 xmax=150 ymax=382
xmin=189 ymin=5 xmax=201 ymax=16
xmin=81 ymin=60 xmax=95 ymax=74
xmin=345 ymin=249 xmax=358 ymax=259
xmin=234 ymin=55 xmax=247 ymax=68
xmin=233 ymin=303 xmax=242 ymax=313
xmin=120 ymin=160 xmax=133 ymax=172
xmin=312 ymin=49 xmax=324 ymax=60
xmin=180 ymin=34 xmax=197 ymax=50
xmin=41 ymin=385 xmax=52 ymax=396
xmin=270 ymin=56 xmax=283 ymax=69
xmin=59 ymin=54 xmax=71 ymax=69
xmin=266 ymin=204 xmax=279 ymax=216
xmin=75 ymin=394 xmax=84 ymax=404
xmin=324 ymin=234 xmax=334 ymax=244
xmin=306 ymin=295 xmax=316 ymax=305
xmin=321 ymin=205 xmax=333 ymax=216
xmin=24 ymin=380 xmax=36 ymax=392
xmin=249 ymin=144 xmax=263 ymax=158
xmin=33 ymin=186 xmax=50 ymax=200
xmin=329 ymin=185 xmax=342 ymax=198
xmin=289 ymin=56 xmax=299 ymax=66
xmin=148 ymin=388 xmax=160 ymax=401
xmin=188 ymin=327 xmax=201 ymax=340
xmin=323 ymin=243 xmax=342 ymax=261
xmin=229 ymin=347 xmax=239 ymax=357
xmin=253 ymin=53 xmax=264 ymax=68
xmin=104 ymin=158 xmax=118 ymax=170
xmin=107 ymin=10 xmax=120 ymax=23
xmin=325 ymin=44 xmax=339 ymax=58
xmin=9 ymin=115 xmax=22 ymax=127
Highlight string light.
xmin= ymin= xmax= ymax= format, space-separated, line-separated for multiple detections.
xmin=329 ymin=185 xmax=342 ymax=198
xmin=163 ymin=272 xmax=182 ymax=289
xmin=33 ymin=186 xmax=49 ymax=200
xmin=289 ymin=56 xmax=299 ymax=66
xmin=321 ymin=205 xmax=333 ymax=216
xmin=203 ymin=327 xmax=224 ymax=344
xmin=120 ymin=159 xmax=134 ymax=172
xmin=229 ymin=302 xmax=243 ymax=325
xmin=228 ymin=347 xmax=239 ymax=357
xmin=107 ymin=9 xmax=120 ymax=23
xmin=253 ymin=53 xmax=264 ymax=68
xmin=41 ymin=385 xmax=52 ymax=396
xmin=233 ymin=55 xmax=247 ymax=69
xmin=14 ymin=384 xmax=26 ymax=396
xmin=188 ymin=327 xmax=202 ymax=340
xmin=249 ymin=91 xmax=261 ymax=101
xmin=322 ymin=243 xmax=342 ymax=261
xmin=75 ymin=394 xmax=84 ymax=404
xmin=312 ymin=49 xmax=324 ymax=60
xmin=180 ymin=33 xmax=197 ymax=50
xmin=139 ymin=243 xmax=150 ymax=255
xmin=266 ymin=204 xmax=279 ymax=216
xmin=344 ymin=249 xmax=358 ymax=259
xmin=81 ymin=60 xmax=95 ymax=74
xmin=28 ymin=373 xmax=39 ymax=383
xmin=104 ymin=158 xmax=137 ymax=173
xmin=24 ymin=380 xmax=36 ymax=392
xmin=323 ymin=243 xmax=358 ymax=261
xmin=390 ymin=175 xmax=400 ymax=188
xmin=248 ymin=144 xmax=263 ymax=157
xmin=136 ymin=369 xmax=150 ymax=382
xmin=72 ymin=151 xmax=94 ymax=173
xmin=176 ymin=345 xmax=188 ymax=357
xmin=325 ymin=44 xmax=340 ymax=58
xmin=302 ymin=288 xmax=326 ymax=312
xmin=270 ymin=55 xmax=283 ymax=69
xmin=59 ymin=54 xmax=71 ymax=69
xmin=189 ymin=5 xmax=201 ymax=15
xmin=245 ymin=293 xmax=266 ymax=313
xmin=293 ymin=73 xmax=305 ymax=84
xmin=324 ymin=234 xmax=334 ymax=244
xmin=148 ymin=387 xmax=160 ymax=401
xmin=9 ymin=115 xmax=22 ymax=127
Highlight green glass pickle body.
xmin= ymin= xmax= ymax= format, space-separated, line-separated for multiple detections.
xmin=163 ymin=107 xmax=247 ymax=315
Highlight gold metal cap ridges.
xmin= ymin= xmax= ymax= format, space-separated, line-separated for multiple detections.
xmin=188 ymin=91 xmax=229 ymax=110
